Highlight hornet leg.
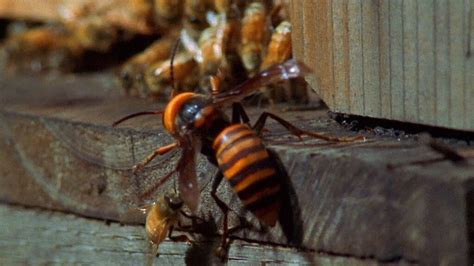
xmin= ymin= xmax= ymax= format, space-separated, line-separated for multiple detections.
xmin=231 ymin=102 xmax=250 ymax=125
xmin=133 ymin=142 xmax=179 ymax=174
xmin=253 ymin=112 xmax=364 ymax=142
xmin=210 ymin=171 xmax=233 ymax=260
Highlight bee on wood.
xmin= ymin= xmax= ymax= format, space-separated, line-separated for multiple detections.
xmin=113 ymin=59 xmax=363 ymax=258
xmin=130 ymin=190 xmax=207 ymax=262
xmin=142 ymin=192 xmax=186 ymax=255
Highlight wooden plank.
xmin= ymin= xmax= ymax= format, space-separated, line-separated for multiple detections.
xmin=470 ymin=0 xmax=474 ymax=55
xmin=1 ymin=73 xmax=474 ymax=264
xmin=290 ymin=0 xmax=304 ymax=67
xmin=303 ymin=0 xmax=323 ymax=105
xmin=0 ymin=204 xmax=383 ymax=265
xmin=361 ymin=0 xmax=380 ymax=117
xmin=468 ymin=55 xmax=474 ymax=129
xmin=318 ymin=0 xmax=335 ymax=108
xmin=378 ymin=0 xmax=391 ymax=118
xmin=449 ymin=0 xmax=466 ymax=129
xmin=417 ymin=0 xmax=435 ymax=125
xmin=291 ymin=0 xmax=473 ymax=131
xmin=332 ymin=0 xmax=349 ymax=113
xmin=434 ymin=0 xmax=451 ymax=126
xmin=465 ymin=0 xmax=473 ymax=129
xmin=389 ymin=0 xmax=405 ymax=120
xmin=347 ymin=0 xmax=364 ymax=114
xmin=402 ymin=0 xmax=418 ymax=123
xmin=468 ymin=0 xmax=474 ymax=129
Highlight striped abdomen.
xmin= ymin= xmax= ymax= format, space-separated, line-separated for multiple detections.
xmin=212 ymin=124 xmax=281 ymax=226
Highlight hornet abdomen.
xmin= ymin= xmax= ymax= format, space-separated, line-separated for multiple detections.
xmin=212 ymin=124 xmax=281 ymax=226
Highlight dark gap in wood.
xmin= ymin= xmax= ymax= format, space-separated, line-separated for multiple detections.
xmin=268 ymin=149 xmax=304 ymax=247
xmin=466 ymin=180 xmax=474 ymax=265
xmin=73 ymin=33 xmax=159 ymax=73
xmin=315 ymin=249 xmax=419 ymax=265
xmin=0 ymin=200 xmax=118 ymax=226
xmin=0 ymin=19 xmax=8 ymax=39
xmin=332 ymin=112 xmax=474 ymax=143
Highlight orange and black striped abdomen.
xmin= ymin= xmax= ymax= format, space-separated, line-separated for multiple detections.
xmin=213 ymin=124 xmax=281 ymax=226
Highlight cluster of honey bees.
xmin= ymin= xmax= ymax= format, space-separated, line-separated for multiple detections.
xmin=0 ymin=0 xmax=306 ymax=103
xmin=119 ymin=0 xmax=295 ymax=101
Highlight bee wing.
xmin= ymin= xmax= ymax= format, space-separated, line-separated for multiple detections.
xmin=177 ymin=138 xmax=201 ymax=213
xmin=119 ymin=203 xmax=154 ymax=224
xmin=44 ymin=118 xmax=175 ymax=170
xmin=149 ymin=218 xmax=173 ymax=247
xmin=211 ymin=59 xmax=311 ymax=105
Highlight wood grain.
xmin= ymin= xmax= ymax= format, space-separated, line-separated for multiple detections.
xmin=1 ymin=204 xmax=378 ymax=265
xmin=1 ymin=73 xmax=474 ymax=264
xmin=291 ymin=0 xmax=474 ymax=131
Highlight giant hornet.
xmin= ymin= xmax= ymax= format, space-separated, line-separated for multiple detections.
xmin=113 ymin=59 xmax=363 ymax=257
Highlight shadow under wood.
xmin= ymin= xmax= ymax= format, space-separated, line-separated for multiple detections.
xmin=466 ymin=182 xmax=474 ymax=264
xmin=184 ymin=217 xmax=223 ymax=266
xmin=268 ymin=149 xmax=304 ymax=247
xmin=0 ymin=19 xmax=7 ymax=39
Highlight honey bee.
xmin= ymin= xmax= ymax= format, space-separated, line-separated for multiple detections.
xmin=239 ymin=2 xmax=270 ymax=75
xmin=1 ymin=25 xmax=85 ymax=72
xmin=260 ymin=20 xmax=291 ymax=71
xmin=183 ymin=0 xmax=213 ymax=37
xmin=154 ymin=0 xmax=183 ymax=21
xmin=120 ymin=36 xmax=177 ymax=97
xmin=143 ymin=192 xmax=186 ymax=256
xmin=113 ymin=59 xmax=363 ymax=257
xmin=1 ymin=0 xmax=301 ymax=103
xmin=0 ymin=0 xmax=156 ymax=72
xmin=144 ymin=51 xmax=199 ymax=97
xmin=260 ymin=20 xmax=294 ymax=102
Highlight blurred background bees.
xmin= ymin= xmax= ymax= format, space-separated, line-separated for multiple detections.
xmin=0 ymin=0 xmax=306 ymax=103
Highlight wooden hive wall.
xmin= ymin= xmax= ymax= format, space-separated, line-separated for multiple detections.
xmin=290 ymin=0 xmax=473 ymax=131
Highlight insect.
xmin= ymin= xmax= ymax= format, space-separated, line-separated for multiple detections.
xmin=141 ymin=191 xmax=188 ymax=257
xmin=113 ymin=59 xmax=363 ymax=257
xmin=1 ymin=1 xmax=301 ymax=102
xmin=239 ymin=2 xmax=271 ymax=75
xmin=130 ymin=189 xmax=209 ymax=263
xmin=0 ymin=0 xmax=158 ymax=72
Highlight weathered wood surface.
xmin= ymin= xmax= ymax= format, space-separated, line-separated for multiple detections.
xmin=290 ymin=0 xmax=474 ymax=131
xmin=1 ymin=73 xmax=474 ymax=265
xmin=0 ymin=203 xmax=404 ymax=265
